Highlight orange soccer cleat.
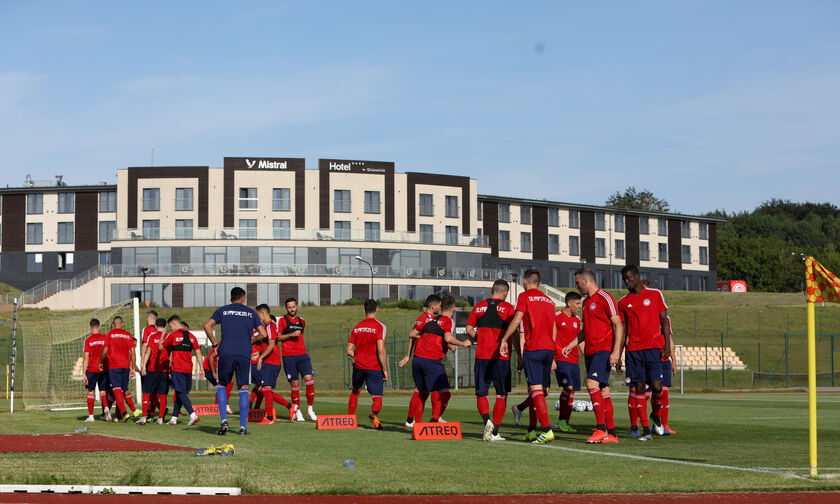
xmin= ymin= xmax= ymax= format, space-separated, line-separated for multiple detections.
xmin=288 ymin=404 xmax=299 ymax=422
xmin=664 ymin=425 xmax=677 ymax=435
xmin=586 ymin=429 xmax=608 ymax=444
xmin=256 ymin=416 xmax=275 ymax=425
xmin=602 ymin=434 xmax=619 ymax=444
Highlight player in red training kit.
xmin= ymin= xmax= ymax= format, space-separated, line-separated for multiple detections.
xmin=346 ymin=299 xmax=389 ymax=429
xmin=255 ymin=304 xmax=298 ymax=424
xmin=276 ymin=298 xmax=316 ymax=422
xmin=465 ymin=279 xmax=515 ymax=441
xmin=553 ymin=291 xmax=584 ymax=433
xmin=140 ymin=310 xmax=159 ymax=417
xmin=138 ymin=317 xmax=169 ymax=425
xmin=398 ymin=295 xmax=442 ymax=427
xmin=562 ymin=268 xmax=624 ymax=444
xmin=82 ymin=318 xmax=110 ymax=422
xmin=641 ymin=279 xmax=677 ymax=434
xmin=161 ymin=315 xmax=203 ymax=426
xmin=100 ymin=316 xmax=139 ymax=422
xmin=500 ymin=269 xmax=557 ymax=444
xmin=618 ymin=265 xmax=670 ymax=440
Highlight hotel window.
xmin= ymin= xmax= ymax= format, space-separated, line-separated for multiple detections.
xmin=658 ymin=218 xmax=667 ymax=236
xmin=498 ymin=231 xmax=511 ymax=251
xmin=142 ymin=188 xmax=160 ymax=211
xmin=595 ymin=238 xmax=606 ymax=258
xmin=420 ymin=224 xmax=434 ymax=244
xmin=615 ymin=214 xmax=624 ymax=233
xmin=419 ymin=194 xmax=434 ymax=216
xmin=498 ymin=203 xmax=510 ymax=223
xmin=273 ymin=219 xmax=291 ymax=240
xmin=682 ymin=221 xmax=691 ymax=238
xmin=569 ymin=210 xmax=580 ymax=229
xmin=364 ymin=191 xmax=380 ymax=214
xmin=57 ymin=222 xmax=74 ymax=244
xmin=658 ymin=243 xmax=668 ymax=263
xmin=334 ymin=221 xmax=351 ymax=240
xmin=175 ymin=188 xmax=193 ymax=211
xmin=700 ymin=276 xmax=708 ymax=291
xmin=57 ymin=193 xmax=74 ymax=214
xmin=595 ymin=212 xmax=605 ymax=231
xmin=239 ymin=219 xmax=257 ymax=239
xmin=549 ymin=234 xmax=560 ymax=254
xmin=640 ymin=241 xmax=650 ymax=261
xmin=520 ymin=205 xmax=531 ymax=225
xmin=699 ymin=222 xmax=708 ymax=240
xmin=699 ymin=246 xmax=708 ymax=265
xmin=477 ymin=201 xmax=483 ymax=221
xmin=682 ymin=276 xmax=691 ymax=291
xmin=682 ymin=244 xmax=691 ymax=264
xmin=175 ymin=219 xmax=193 ymax=239
xmin=27 ymin=193 xmax=43 ymax=214
xmin=26 ymin=253 xmax=43 ymax=273
xmin=521 ymin=232 xmax=532 ymax=253
xmin=615 ymin=239 xmax=625 ymax=259
xmin=445 ymin=225 xmax=458 ymax=245
xmin=27 ymin=223 xmax=43 ymax=244
xmin=239 ymin=188 xmax=258 ymax=210
xmin=142 ymin=219 xmax=160 ymax=239
xmin=272 ymin=188 xmax=291 ymax=211
xmin=99 ymin=221 xmax=116 ymax=243
xmin=548 ymin=208 xmax=559 ymax=227
xmin=569 ymin=236 xmax=580 ymax=256
xmin=445 ymin=195 xmax=459 ymax=218
xmin=639 ymin=216 xmax=649 ymax=235
xmin=99 ymin=191 xmax=116 ymax=213
xmin=365 ymin=222 xmax=381 ymax=241
xmin=57 ymin=252 xmax=74 ymax=272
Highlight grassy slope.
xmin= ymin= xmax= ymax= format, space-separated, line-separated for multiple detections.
xmin=0 ymin=392 xmax=838 ymax=494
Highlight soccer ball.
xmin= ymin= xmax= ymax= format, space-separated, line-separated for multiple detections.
xmin=554 ymin=399 xmax=561 ymax=411
xmin=572 ymin=400 xmax=586 ymax=412
xmin=585 ymin=401 xmax=593 ymax=411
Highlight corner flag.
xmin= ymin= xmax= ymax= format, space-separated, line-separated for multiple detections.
xmin=804 ymin=256 xmax=840 ymax=477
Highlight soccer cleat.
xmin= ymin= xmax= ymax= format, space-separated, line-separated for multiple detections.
xmin=133 ymin=409 xmax=142 ymax=418
xmin=523 ymin=430 xmax=538 ymax=442
xmin=404 ymin=420 xmax=415 ymax=428
xmin=216 ymin=444 xmax=235 ymax=456
xmin=511 ymin=405 xmax=522 ymax=427
xmin=483 ymin=419 xmax=494 ymax=441
xmin=533 ymin=430 xmax=555 ymax=444
xmin=84 ymin=415 xmax=95 ymax=423
xmin=438 ymin=416 xmax=446 ymax=423
xmin=638 ymin=433 xmax=652 ymax=441
xmin=489 ymin=433 xmax=506 ymax=442
xmin=239 ymin=427 xmax=251 ymax=435
xmin=288 ymin=404 xmax=299 ymax=423
xmin=187 ymin=413 xmax=200 ymax=426
xmin=295 ymin=409 xmax=306 ymax=422
xmin=256 ymin=416 xmax=275 ymax=425
xmin=602 ymin=434 xmax=619 ymax=444
xmin=557 ymin=419 xmax=576 ymax=433
xmin=167 ymin=416 xmax=178 ymax=425
xmin=630 ymin=425 xmax=641 ymax=436
xmin=586 ymin=429 xmax=608 ymax=444
xmin=369 ymin=412 xmax=382 ymax=430
xmin=121 ymin=413 xmax=132 ymax=423
xmin=136 ymin=416 xmax=147 ymax=425
xmin=218 ymin=420 xmax=229 ymax=436
xmin=155 ymin=418 xmax=164 ymax=425
xmin=664 ymin=425 xmax=676 ymax=435
xmin=307 ymin=407 xmax=318 ymax=421
xmin=650 ymin=414 xmax=665 ymax=436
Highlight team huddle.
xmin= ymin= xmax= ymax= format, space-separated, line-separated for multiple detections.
xmin=81 ymin=266 xmax=677 ymax=442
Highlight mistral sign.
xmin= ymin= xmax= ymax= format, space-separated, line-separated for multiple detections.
xmin=223 ymin=157 xmax=304 ymax=172
xmin=245 ymin=159 xmax=288 ymax=170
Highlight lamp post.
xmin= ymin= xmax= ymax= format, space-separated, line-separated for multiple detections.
xmin=354 ymin=256 xmax=374 ymax=300
xmin=139 ymin=266 xmax=149 ymax=305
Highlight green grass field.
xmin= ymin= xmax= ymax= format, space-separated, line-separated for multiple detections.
xmin=0 ymin=391 xmax=839 ymax=494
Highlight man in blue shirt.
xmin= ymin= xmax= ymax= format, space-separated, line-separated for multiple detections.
xmin=204 ymin=287 xmax=266 ymax=435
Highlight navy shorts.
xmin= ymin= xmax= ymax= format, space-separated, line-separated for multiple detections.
xmin=474 ymin=358 xmax=511 ymax=396
xmin=660 ymin=359 xmax=672 ymax=387
xmin=217 ymin=354 xmax=251 ymax=388
xmin=585 ymin=350 xmax=611 ymax=386
xmin=204 ymin=368 xmax=217 ymax=387
xmin=170 ymin=371 xmax=193 ymax=394
xmin=260 ymin=363 xmax=282 ymax=388
xmin=523 ymin=350 xmax=553 ymax=388
xmin=85 ymin=371 xmax=108 ymax=392
xmin=412 ymin=357 xmax=450 ymax=393
xmin=283 ymin=354 xmax=314 ymax=381
xmin=626 ymin=348 xmax=664 ymax=384
xmin=108 ymin=368 xmax=130 ymax=391
xmin=142 ymin=371 xmax=170 ymax=395
xmin=554 ymin=361 xmax=581 ymax=391
xmin=352 ymin=367 xmax=385 ymax=397
xmin=250 ymin=362 xmax=262 ymax=385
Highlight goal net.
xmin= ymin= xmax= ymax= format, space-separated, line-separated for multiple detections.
xmin=17 ymin=298 xmax=140 ymax=411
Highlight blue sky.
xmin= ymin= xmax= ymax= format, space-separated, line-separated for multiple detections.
xmin=1 ymin=1 xmax=838 ymax=215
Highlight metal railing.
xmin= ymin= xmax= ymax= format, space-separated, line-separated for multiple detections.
xmin=19 ymin=265 xmax=103 ymax=305
xmin=112 ymin=227 xmax=490 ymax=247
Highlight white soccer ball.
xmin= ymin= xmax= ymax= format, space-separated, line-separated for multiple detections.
xmin=585 ymin=401 xmax=593 ymax=411
xmin=554 ymin=399 xmax=561 ymax=411
xmin=572 ymin=400 xmax=586 ymax=412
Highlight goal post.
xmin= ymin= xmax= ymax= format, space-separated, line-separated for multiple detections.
xmin=17 ymin=298 xmax=140 ymax=411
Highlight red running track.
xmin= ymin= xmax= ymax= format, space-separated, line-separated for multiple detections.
xmin=0 ymin=434 xmax=192 ymax=453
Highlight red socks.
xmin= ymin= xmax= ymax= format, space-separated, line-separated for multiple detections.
xmin=530 ymin=390 xmax=551 ymax=428
xmin=348 ymin=390 xmax=360 ymax=415
xmin=157 ymin=394 xmax=167 ymax=419
xmin=141 ymin=393 xmax=150 ymax=417
xmin=588 ymin=388 xmax=605 ymax=427
xmin=291 ymin=385 xmax=301 ymax=407
xmin=261 ymin=387 xmax=274 ymax=417
xmin=439 ymin=390 xmax=451 ymax=417
xmin=652 ymin=390 xmax=663 ymax=416
xmin=149 ymin=393 xmax=159 ymax=416
xmin=272 ymin=392 xmax=290 ymax=408
xmin=372 ymin=396 xmax=382 ymax=414
xmin=559 ymin=389 xmax=573 ymax=421
xmin=112 ymin=388 xmax=127 ymax=414
xmin=628 ymin=389 xmax=638 ymax=426
xmin=603 ymin=391 xmax=615 ymax=430
xmin=305 ymin=379 xmax=315 ymax=407
xmin=477 ymin=396 xmax=490 ymax=418
xmin=661 ymin=387 xmax=670 ymax=424
xmin=492 ymin=395 xmax=507 ymax=425
xmin=86 ymin=393 xmax=95 ymax=415
xmin=124 ymin=393 xmax=136 ymax=412
xmin=431 ymin=391 xmax=442 ymax=420
xmin=100 ymin=391 xmax=109 ymax=412
xmin=636 ymin=392 xmax=649 ymax=427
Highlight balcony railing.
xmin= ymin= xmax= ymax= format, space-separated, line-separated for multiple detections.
xmin=105 ymin=263 xmax=509 ymax=281
xmin=112 ymin=227 xmax=490 ymax=247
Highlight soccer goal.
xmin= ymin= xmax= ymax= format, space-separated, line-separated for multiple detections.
xmin=14 ymin=298 xmax=141 ymax=411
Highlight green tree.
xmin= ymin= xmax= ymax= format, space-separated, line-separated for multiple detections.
xmin=605 ymin=186 xmax=670 ymax=212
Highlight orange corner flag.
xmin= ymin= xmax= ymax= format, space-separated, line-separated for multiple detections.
xmin=805 ymin=256 xmax=840 ymax=304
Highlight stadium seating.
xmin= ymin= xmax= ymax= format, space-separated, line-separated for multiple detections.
xmin=674 ymin=346 xmax=746 ymax=370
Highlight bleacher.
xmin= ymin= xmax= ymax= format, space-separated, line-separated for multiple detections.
xmin=677 ymin=346 xmax=746 ymax=370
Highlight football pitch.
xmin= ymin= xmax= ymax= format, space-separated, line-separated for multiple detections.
xmin=1 ymin=391 xmax=839 ymax=495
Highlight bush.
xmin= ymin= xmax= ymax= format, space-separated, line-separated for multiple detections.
xmin=341 ymin=298 xmax=364 ymax=306
xmin=380 ymin=298 xmax=425 ymax=311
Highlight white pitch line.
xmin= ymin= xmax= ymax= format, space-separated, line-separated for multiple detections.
xmin=495 ymin=439 xmax=809 ymax=479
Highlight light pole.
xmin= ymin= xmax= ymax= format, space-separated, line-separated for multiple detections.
xmin=139 ymin=266 xmax=149 ymax=305
xmin=354 ymin=256 xmax=374 ymax=300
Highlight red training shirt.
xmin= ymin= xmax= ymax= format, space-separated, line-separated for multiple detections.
xmin=414 ymin=315 xmax=454 ymax=361
xmin=466 ymin=298 xmax=515 ymax=360
xmin=349 ymin=317 xmax=387 ymax=371
xmin=262 ymin=320 xmax=283 ymax=366
xmin=141 ymin=325 xmax=156 ymax=346
xmin=276 ymin=315 xmax=307 ymax=356
xmin=554 ymin=311 xmax=581 ymax=364
xmin=83 ymin=333 xmax=107 ymax=373
xmin=251 ymin=329 xmax=267 ymax=364
xmin=582 ymin=289 xmax=619 ymax=356
xmin=162 ymin=329 xmax=199 ymax=373
xmin=104 ymin=328 xmax=135 ymax=369
xmin=515 ymin=289 xmax=557 ymax=352
xmin=618 ymin=287 xmax=668 ymax=352
xmin=145 ymin=330 xmax=170 ymax=372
